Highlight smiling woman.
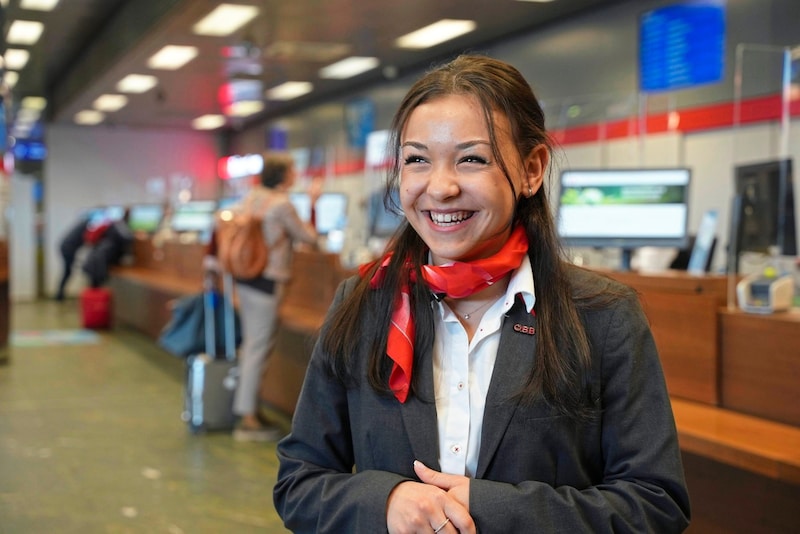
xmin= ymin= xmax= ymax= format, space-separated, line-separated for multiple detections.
xmin=273 ymin=54 xmax=691 ymax=534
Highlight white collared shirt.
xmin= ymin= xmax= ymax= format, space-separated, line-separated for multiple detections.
xmin=432 ymin=255 xmax=535 ymax=477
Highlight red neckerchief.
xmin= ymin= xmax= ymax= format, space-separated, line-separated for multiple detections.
xmin=360 ymin=226 xmax=529 ymax=402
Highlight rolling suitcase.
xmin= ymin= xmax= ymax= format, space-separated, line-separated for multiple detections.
xmin=183 ymin=270 xmax=239 ymax=433
xmin=81 ymin=287 xmax=112 ymax=329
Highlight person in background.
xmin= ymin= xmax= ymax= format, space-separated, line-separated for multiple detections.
xmin=82 ymin=208 xmax=133 ymax=288
xmin=228 ymin=152 xmax=321 ymax=442
xmin=55 ymin=212 xmax=91 ymax=301
xmin=274 ymin=55 xmax=690 ymax=533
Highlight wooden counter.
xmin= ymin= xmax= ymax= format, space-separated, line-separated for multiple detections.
xmin=601 ymin=269 xmax=728 ymax=404
xmin=719 ymin=308 xmax=800 ymax=427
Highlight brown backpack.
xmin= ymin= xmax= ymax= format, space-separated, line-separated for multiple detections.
xmin=214 ymin=199 xmax=269 ymax=280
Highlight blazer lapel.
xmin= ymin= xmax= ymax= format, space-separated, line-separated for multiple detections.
xmin=476 ymin=298 xmax=537 ymax=479
xmin=400 ymin=343 xmax=440 ymax=468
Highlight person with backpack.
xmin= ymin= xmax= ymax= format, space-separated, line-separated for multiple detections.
xmin=220 ymin=151 xmax=320 ymax=441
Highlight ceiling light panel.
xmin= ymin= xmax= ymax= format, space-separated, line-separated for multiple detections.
xmin=266 ymin=82 xmax=313 ymax=101
xmin=93 ymin=94 xmax=129 ymax=112
xmin=74 ymin=110 xmax=105 ymax=125
xmin=20 ymin=0 xmax=60 ymax=10
xmin=319 ymin=56 xmax=380 ymax=79
xmin=147 ymin=45 xmax=198 ymax=70
xmin=394 ymin=19 xmax=477 ymax=49
xmin=4 ymin=49 xmax=31 ymax=70
xmin=227 ymin=100 xmax=264 ymax=117
xmin=117 ymin=74 xmax=158 ymax=93
xmin=21 ymin=96 xmax=47 ymax=110
xmin=3 ymin=71 xmax=19 ymax=88
xmin=192 ymin=114 xmax=226 ymax=130
xmin=193 ymin=4 xmax=259 ymax=37
xmin=7 ymin=20 xmax=44 ymax=45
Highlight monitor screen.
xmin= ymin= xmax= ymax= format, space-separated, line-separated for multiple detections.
xmin=289 ymin=192 xmax=312 ymax=222
xmin=128 ymin=204 xmax=164 ymax=233
xmin=289 ymin=192 xmax=348 ymax=235
xmin=557 ymin=168 xmax=691 ymax=253
xmin=368 ymin=187 xmax=404 ymax=238
xmin=170 ymin=200 xmax=217 ymax=233
xmin=315 ymin=193 xmax=348 ymax=235
xmin=733 ymin=158 xmax=796 ymax=257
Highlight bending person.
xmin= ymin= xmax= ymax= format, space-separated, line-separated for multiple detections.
xmin=274 ymin=55 xmax=690 ymax=533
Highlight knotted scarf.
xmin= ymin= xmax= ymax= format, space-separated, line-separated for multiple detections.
xmin=361 ymin=225 xmax=529 ymax=402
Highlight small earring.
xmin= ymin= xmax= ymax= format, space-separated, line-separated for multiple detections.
xmin=528 ymin=186 xmax=533 ymax=197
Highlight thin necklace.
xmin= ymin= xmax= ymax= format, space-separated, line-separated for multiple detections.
xmin=452 ymin=298 xmax=494 ymax=320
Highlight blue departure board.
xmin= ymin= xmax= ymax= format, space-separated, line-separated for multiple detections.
xmin=639 ymin=2 xmax=726 ymax=92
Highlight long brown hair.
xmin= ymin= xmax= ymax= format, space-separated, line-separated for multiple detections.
xmin=321 ymin=54 xmax=614 ymax=419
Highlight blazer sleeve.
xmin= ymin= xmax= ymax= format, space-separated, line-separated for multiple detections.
xmin=468 ymin=291 xmax=690 ymax=533
xmin=273 ymin=278 xmax=410 ymax=533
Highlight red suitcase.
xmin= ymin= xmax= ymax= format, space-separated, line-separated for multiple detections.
xmin=81 ymin=287 xmax=112 ymax=329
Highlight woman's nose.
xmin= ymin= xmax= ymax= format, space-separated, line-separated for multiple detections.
xmin=426 ymin=164 xmax=460 ymax=200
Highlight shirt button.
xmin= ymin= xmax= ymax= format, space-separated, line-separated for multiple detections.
xmin=451 ymin=444 xmax=461 ymax=455
xmin=457 ymin=381 xmax=465 ymax=391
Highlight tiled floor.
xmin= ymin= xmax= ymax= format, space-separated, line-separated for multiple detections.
xmin=0 ymin=299 xmax=289 ymax=533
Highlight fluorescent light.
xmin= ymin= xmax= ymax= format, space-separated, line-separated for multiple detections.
xmin=192 ymin=114 xmax=226 ymax=130
xmin=193 ymin=4 xmax=259 ymax=37
xmin=147 ymin=45 xmax=198 ymax=70
xmin=394 ymin=19 xmax=477 ymax=49
xmin=3 ymin=71 xmax=19 ymax=88
xmin=20 ymin=0 xmax=60 ymax=10
xmin=117 ymin=74 xmax=158 ymax=93
xmin=93 ymin=94 xmax=128 ymax=112
xmin=4 ymin=49 xmax=31 ymax=70
xmin=319 ymin=56 xmax=380 ymax=79
xmin=265 ymin=81 xmax=313 ymax=101
xmin=7 ymin=20 xmax=44 ymax=45
xmin=74 ymin=110 xmax=105 ymax=125
xmin=21 ymin=96 xmax=47 ymax=111
xmin=227 ymin=100 xmax=264 ymax=117
xmin=516 ymin=0 xmax=556 ymax=2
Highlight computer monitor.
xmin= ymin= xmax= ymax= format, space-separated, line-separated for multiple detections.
xmin=128 ymin=204 xmax=164 ymax=233
xmin=170 ymin=200 xmax=217 ymax=234
xmin=557 ymin=168 xmax=691 ymax=270
xmin=368 ymin=186 xmax=404 ymax=238
xmin=289 ymin=192 xmax=348 ymax=235
xmin=733 ymin=158 xmax=796 ymax=258
xmin=315 ymin=193 xmax=348 ymax=235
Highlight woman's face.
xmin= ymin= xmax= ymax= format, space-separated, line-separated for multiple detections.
xmin=399 ymin=93 xmax=546 ymax=265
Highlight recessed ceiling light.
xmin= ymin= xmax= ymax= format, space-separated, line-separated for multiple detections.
xmin=394 ymin=19 xmax=477 ymax=49
xmin=4 ymin=49 xmax=31 ymax=70
xmin=3 ymin=71 xmax=19 ymax=88
xmin=265 ymin=81 xmax=313 ymax=101
xmin=147 ymin=45 xmax=198 ymax=70
xmin=21 ymin=96 xmax=47 ymax=110
xmin=74 ymin=110 xmax=105 ymax=125
xmin=93 ymin=94 xmax=128 ymax=112
xmin=193 ymin=4 xmax=259 ymax=37
xmin=7 ymin=20 xmax=44 ymax=45
xmin=192 ymin=114 xmax=226 ymax=130
xmin=117 ymin=74 xmax=158 ymax=93
xmin=227 ymin=100 xmax=264 ymax=117
xmin=20 ymin=0 xmax=60 ymax=10
xmin=319 ymin=56 xmax=380 ymax=79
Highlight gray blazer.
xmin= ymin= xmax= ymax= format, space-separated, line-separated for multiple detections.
xmin=274 ymin=267 xmax=690 ymax=533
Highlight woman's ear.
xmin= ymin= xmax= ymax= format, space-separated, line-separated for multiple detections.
xmin=523 ymin=144 xmax=549 ymax=197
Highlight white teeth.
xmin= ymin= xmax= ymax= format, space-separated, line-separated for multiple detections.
xmin=430 ymin=211 xmax=472 ymax=225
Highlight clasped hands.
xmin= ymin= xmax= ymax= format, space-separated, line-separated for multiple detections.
xmin=387 ymin=460 xmax=476 ymax=534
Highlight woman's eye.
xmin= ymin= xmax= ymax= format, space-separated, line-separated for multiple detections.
xmin=403 ymin=155 xmax=426 ymax=165
xmin=460 ymin=155 xmax=488 ymax=165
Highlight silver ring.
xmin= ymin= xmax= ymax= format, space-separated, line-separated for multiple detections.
xmin=433 ymin=517 xmax=450 ymax=533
